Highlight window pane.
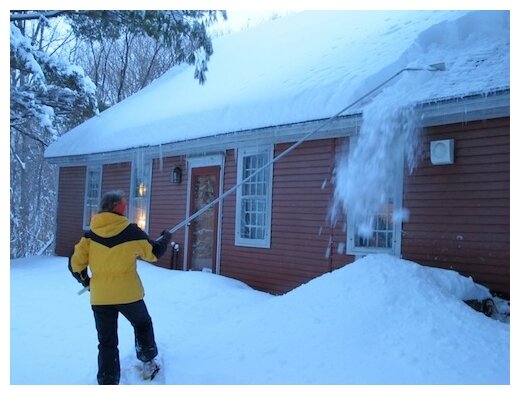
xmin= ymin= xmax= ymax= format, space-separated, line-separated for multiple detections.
xmin=84 ymin=167 xmax=101 ymax=227
xmin=354 ymin=198 xmax=394 ymax=250
xmin=132 ymin=162 xmax=151 ymax=230
xmin=240 ymin=154 xmax=268 ymax=240
xmin=236 ymin=148 xmax=272 ymax=247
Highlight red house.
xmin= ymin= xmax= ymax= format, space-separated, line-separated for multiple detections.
xmin=45 ymin=11 xmax=510 ymax=297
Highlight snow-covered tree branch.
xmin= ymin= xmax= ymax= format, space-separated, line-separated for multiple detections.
xmin=10 ymin=10 xmax=225 ymax=258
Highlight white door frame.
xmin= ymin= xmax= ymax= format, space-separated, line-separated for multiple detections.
xmin=183 ymin=154 xmax=225 ymax=273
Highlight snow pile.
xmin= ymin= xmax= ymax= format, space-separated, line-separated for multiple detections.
xmin=9 ymin=254 xmax=509 ymax=385
xmin=183 ymin=254 xmax=506 ymax=384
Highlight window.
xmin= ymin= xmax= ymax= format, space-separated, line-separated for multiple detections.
xmin=348 ymin=198 xmax=397 ymax=254
xmin=83 ymin=166 xmax=102 ymax=229
xmin=130 ymin=160 xmax=152 ymax=232
xmin=235 ymin=146 xmax=273 ymax=248
xmin=345 ymin=139 xmax=404 ymax=256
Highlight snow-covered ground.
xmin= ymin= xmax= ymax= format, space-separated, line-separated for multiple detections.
xmin=10 ymin=254 xmax=509 ymax=386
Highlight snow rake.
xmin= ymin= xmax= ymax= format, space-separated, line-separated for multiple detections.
xmin=77 ymin=62 xmax=445 ymax=295
xmin=156 ymin=63 xmax=446 ymax=238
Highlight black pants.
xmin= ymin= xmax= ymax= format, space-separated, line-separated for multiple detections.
xmin=92 ymin=300 xmax=158 ymax=385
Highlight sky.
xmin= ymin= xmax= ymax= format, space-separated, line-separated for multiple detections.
xmin=218 ymin=10 xmax=297 ymax=32
xmin=9 ymin=253 xmax=510 ymax=388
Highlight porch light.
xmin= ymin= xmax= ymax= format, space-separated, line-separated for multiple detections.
xmin=137 ymin=182 xmax=147 ymax=197
xmin=171 ymin=167 xmax=182 ymax=184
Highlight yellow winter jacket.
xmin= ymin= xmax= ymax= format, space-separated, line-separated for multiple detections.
xmin=71 ymin=212 xmax=167 ymax=305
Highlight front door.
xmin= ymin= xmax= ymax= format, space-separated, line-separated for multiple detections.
xmin=187 ymin=166 xmax=220 ymax=272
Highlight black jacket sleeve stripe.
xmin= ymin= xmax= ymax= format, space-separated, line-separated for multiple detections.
xmin=87 ymin=224 xmax=148 ymax=248
xmin=87 ymin=224 xmax=169 ymax=259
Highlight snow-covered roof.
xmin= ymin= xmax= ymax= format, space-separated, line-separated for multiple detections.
xmin=44 ymin=10 xmax=510 ymax=159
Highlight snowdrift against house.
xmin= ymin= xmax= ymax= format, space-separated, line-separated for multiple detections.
xmin=44 ymin=10 xmax=510 ymax=158
xmin=186 ymin=254 xmax=508 ymax=384
xmin=10 ymin=254 xmax=509 ymax=384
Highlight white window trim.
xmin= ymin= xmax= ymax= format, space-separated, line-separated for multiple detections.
xmin=235 ymin=145 xmax=273 ymax=248
xmin=129 ymin=159 xmax=152 ymax=233
xmin=345 ymin=138 xmax=404 ymax=257
xmin=82 ymin=165 xmax=102 ymax=230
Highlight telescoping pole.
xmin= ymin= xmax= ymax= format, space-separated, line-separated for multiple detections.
xmin=77 ymin=63 xmax=445 ymax=295
xmin=155 ymin=63 xmax=445 ymax=242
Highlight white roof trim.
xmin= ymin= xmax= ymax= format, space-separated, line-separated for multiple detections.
xmin=47 ymin=91 xmax=509 ymax=167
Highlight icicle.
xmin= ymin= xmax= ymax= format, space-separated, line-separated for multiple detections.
xmin=158 ymin=144 xmax=163 ymax=172
xmin=324 ymin=236 xmax=334 ymax=258
xmin=324 ymin=245 xmax=331 ymax=259
xmin=321 ymin=178 xmax=328 ymax=190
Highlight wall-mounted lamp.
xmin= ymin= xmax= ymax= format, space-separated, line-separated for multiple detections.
xmin=171 ymin=166 xmax=182 ymax=184
xmin=137 ymin=182 xmax=147 ymax=197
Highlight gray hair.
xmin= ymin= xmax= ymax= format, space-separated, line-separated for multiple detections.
xmin=99 ymin=190 xmax=126 ymax=213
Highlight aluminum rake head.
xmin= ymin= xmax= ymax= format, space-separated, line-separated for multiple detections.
xmin=427 ymin=62 xmax=446 ymax=71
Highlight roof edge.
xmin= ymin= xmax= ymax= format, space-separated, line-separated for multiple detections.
xmin=46 ymin=90 xmax=510 ymax=167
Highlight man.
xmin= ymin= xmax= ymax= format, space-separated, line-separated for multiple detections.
xmin=69 ymin=190 xmax=172 ymax=384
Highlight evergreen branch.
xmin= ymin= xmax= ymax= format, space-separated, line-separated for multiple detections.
xmin=10 ymin=11 xmax=72 ymax=22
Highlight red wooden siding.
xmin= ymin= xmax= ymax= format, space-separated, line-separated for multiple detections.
xmin=330 ymin=137 xmax=352 ymax=271
xmin=220 ymin=139 xmax=352 ymax=294
xmin=53 ymin=117 xmax=509 ymax=297
xmin=402 ymin=117 xmax=510 ymax=296
xmin=55 ymin=162 xmax=132 ymax=255
xmin=55 ymin=166 xmax=87 ymax=256
xmin=148 ymin=157 xmax=187 ymax=269
xmin=101 ymin=162 xmax=131 ymax=195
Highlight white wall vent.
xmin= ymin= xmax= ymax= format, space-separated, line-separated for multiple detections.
xmin=430 ymin=139 xmax=455 ymax=165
